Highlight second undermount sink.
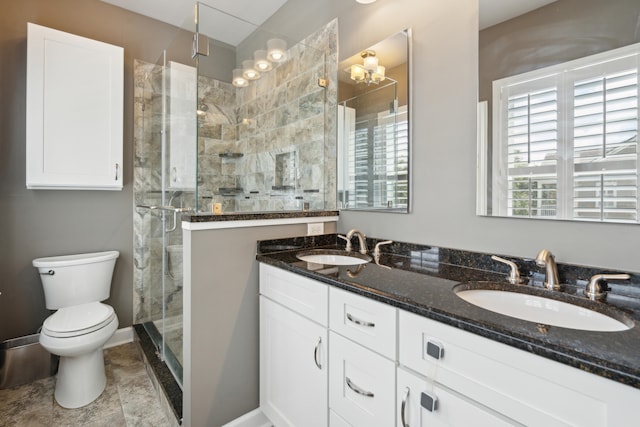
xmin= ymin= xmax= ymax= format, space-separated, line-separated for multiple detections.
xmin=296 ymin=249 xmax=372 ymax=266
xmin=455 ymin=285 xmax=633 ymax=332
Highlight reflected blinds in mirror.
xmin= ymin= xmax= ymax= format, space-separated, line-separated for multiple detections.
xmin=493 ymin=43 xmax=639 ymax=222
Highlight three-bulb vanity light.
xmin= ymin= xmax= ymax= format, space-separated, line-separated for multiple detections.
xmin=232 ymin=38 xmax=288 ymax=87
xmin=346 ymin=50 xmax=386 ymax=85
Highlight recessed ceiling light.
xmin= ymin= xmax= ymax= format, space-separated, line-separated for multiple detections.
xmin=355 ymin=0 xmax=377 ymax=4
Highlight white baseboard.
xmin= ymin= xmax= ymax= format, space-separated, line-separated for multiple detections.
xmin=221 ymin=408 xmax=272 ymax=427
xmin=104 ymin=326 xmax=134 ymax=349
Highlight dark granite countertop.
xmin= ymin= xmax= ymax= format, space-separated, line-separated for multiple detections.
xmin=183 ymin=210 xmax=339 ymax=222
xmin=256 ymin=235 xmax=640 ymax=390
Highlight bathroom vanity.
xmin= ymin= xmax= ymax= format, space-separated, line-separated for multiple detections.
xmin=256 ymin=236 xmax=640 ymax=426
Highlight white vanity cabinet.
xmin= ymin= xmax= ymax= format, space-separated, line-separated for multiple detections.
xmin=259 ymin=264 xmax=329 ymax=427
xmin=26 ymin=23 xmax=123 ymax=191
xmin=396 ymin=367 xmax=515 ymax=427
xmin=398 ymin=309 xmax=639 ymax=427
xmin=258 ymin=264 xmax=639 ymax=427
xmin=328 ymin=287 xmax=397 ymax=427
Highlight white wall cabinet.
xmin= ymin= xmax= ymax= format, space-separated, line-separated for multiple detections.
xmin=26 ymin=23 xmax=123 ymax=190
xmin=259 ymin=264 xmax=639 ymax=427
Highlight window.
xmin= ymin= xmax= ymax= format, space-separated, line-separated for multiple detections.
xmin=339 ymin=105 xmax=408 ymax=209
xmin=493 ymin=43 xmax=639 ymax=222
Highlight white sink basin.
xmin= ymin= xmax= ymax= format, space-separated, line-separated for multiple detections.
xmin=456 ymin=289 xmax=631 ymax=332
xmin=296 ymin=250 xmax=371 ymax=266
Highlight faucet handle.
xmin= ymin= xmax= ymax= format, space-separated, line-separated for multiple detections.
xmin=338 ymin=234 xmax=352 ymax=252
xmin=585 ymin=273 xmax=630 ymax=301
xmin=373 ymin=240 xmax=393 ymax=259
xmin=491 ymin=255 xmax=524 ymax=285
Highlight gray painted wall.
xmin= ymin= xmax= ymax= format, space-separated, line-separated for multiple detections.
xmin=265 ymin=0 xmax=640 ymax=273
xmin=184 ymin=221 xmax=336 ymax=427
xmin=0 ymin=0 xmax=195 ymax=342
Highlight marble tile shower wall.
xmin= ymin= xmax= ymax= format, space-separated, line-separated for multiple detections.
xmin=197 ymin=19 xmax=338 ymax=213
xmin=131 ymin=19 xmax=337 ymax=323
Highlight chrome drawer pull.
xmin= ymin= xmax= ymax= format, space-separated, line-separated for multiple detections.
xmin=401 ymin=386 xmax=410 ymax=427
xmin=314 ymin=337 xmax=322 ymax=369
xmin=345 ymin=377 xmax=374 ymax=398
xmin=346 ymin=312 xmax=375 ymax=328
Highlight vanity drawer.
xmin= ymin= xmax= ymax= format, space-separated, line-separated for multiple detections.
xmin=398 ymin=309 xmax=623 ymax=427
xmin=329 ymin=332 xmax=395 ymax=427
xmin=329 ymin=286 xmax=397 ymax=359
xmin=260 ymin=263 xmax=328 ymax=326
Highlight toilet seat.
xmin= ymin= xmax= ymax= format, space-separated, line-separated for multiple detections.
xmin=43 ymin=302 xmax=115 ymax=338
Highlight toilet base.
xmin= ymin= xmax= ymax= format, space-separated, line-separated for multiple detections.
xmin=55 ymin=348 xmax=107 ymax=408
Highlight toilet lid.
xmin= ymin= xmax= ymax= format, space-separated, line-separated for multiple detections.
xmin=43 ymin=302 xmax=115 ymax=338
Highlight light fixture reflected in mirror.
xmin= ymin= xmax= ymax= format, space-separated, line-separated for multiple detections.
xmin=232 ymin=68 xmax=249 ymax=87
xmin=346 ymin=50 xmax=386 ymax=84
xmin=253 ymin=50 xmax=273 ymax=72
xmin=267 ymin=38 xmax=288 ymax=62
xmin=242 ymin=60 xmax=260 ymax=80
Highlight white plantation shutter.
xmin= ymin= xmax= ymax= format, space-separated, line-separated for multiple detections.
xmin=342 ymin=105 xmax=408 ymax=209
xmin=493 ymin=43 xmax=640 ymax=222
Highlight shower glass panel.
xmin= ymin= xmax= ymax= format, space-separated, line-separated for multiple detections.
xmin=133 ymin=22 xmax=197 ymax=387
xmin=194 ymin=2 xmax=334 ymax=214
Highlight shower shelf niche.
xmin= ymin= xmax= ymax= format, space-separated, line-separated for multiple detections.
xmin=218 ymin=152 xmax=243 ymax=159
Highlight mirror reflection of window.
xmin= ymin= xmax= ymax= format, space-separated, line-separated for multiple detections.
xmin=338 ymin=29 xmax=411 ymax=212
xmin=478 ymin=0 xmax=640 ymax=224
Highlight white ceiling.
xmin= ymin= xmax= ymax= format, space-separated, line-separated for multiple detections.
xmin=479 ymin=0 xmax=557 ymax=30
xmin=100 ymin=0 xmax=288 ymax=46
xmin=101 ymin=0 xmax=558 ymax=46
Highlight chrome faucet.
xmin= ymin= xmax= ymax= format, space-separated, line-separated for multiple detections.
xmin=535 ymin=249 xmax=561 ymax=290
xmin=346 ymin=229 xmax=368 ymax=255
xmin=491 ymin=255 xmax=524 ymax=285
xmin=585 ymin=273 xmax=630 ymax=301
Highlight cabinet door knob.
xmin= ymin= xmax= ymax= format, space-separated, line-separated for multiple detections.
xmin=313 ymin=337 xmax=322 ymax=369
xmin=346 ymin=312 xmax=375 ymax=328
xmin=426 ymin=340 xmax=444 ymax=360
xmin=345 ymin=377 xmax=374 ymax=398
xmin=401 ymin=386 xmax=410 ymax=427
xmin=421 ymin=391 xmax=438 ymax=412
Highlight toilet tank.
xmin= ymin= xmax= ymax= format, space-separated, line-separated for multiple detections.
xmin=33 ymin=251 xmax=119 ymax=310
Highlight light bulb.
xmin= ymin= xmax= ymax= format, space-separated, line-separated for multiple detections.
xmin=363 ymin=55 xmax=378 ymax=73
xmin=232 ymin=69 xmax=248 ymax=87
xmin=267 ymin=38 xmax=288 ymax=62
xmin=253 ymin=50 xmax=272 ymax=72
xmin=242 ymin=60 xmax=260 ymax=80
xmin=349 ymin=64 xmax=366 ymax=82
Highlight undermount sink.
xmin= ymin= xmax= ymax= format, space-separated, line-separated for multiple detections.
xmin=454 ymin=285 xmax=633 ymax=332
xmin=296 ymin=249 xmax=372 ymax=266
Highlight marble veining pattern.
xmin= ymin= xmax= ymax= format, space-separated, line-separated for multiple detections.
xmin=0 ymin=343 xmax=173 ymax=427
xmin=256 ymin=234 xmax=640 ymax=389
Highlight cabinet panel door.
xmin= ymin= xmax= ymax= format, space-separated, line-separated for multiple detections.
xmin=396 ymin=367 xmax=517 ymax=427
xmin=329 ymin=332 xmax=395 ymax=427
xmin=26 ymin=23 xmax=123 ymax=190
xmin=260 ymin=297 xmax=327 ymax=427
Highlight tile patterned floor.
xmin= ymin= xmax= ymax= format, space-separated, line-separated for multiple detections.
xmin=0 ymin=343 xmax=173 ymax=427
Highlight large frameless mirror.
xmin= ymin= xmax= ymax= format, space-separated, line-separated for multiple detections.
xmin=338 ymin=29 xmax=411 ymax=212
xmin=478 ymin=0 xmax=640 ymax=223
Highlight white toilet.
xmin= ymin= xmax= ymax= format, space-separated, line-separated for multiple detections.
xmin=33 ymin=251 xmax=120 ymax=409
